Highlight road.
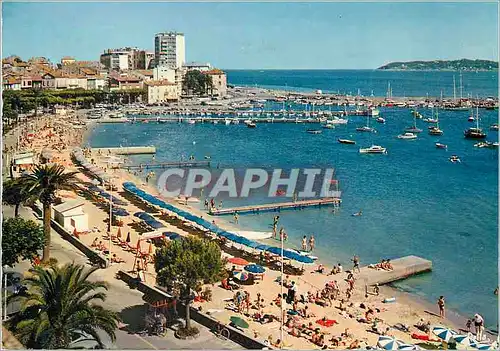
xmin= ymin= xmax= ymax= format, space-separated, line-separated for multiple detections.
xmin=2 ymin=205 xmax=239 ymax=350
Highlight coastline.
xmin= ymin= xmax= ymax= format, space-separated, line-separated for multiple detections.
xmin=81 ymin=124 xmax=483 ymax=336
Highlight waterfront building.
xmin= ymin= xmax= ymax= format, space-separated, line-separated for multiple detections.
xmin=107 ymin=73 xmax=143 ymax=91
xmin=144 ymin=79 xmax=179 ymax=104
xmin=204 ymin=69 xmax=227 ymax=97
xmin=20 ymin=75 xmax=42 ymax=89
xmin=154 ymin=31 xmax=185 ymax=69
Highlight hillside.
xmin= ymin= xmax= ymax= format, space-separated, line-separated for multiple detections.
xmin=378 ymin=59 xmax=498 ymax=71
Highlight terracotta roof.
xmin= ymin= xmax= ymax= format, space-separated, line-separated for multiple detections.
xmin=144 ymin=79 xmax=176 ymax=86
xmin=4 ymin=77 xmax=21 ymax=84
xmin=134 ymin=69 xmax=153 ymax=76
xmin=204 ymin=69 xmax=225 ymax=75
xmin=22 ymin=75 xmax=43 ymax=81
xmin=110 ymin=74 xmax=141 ymax=82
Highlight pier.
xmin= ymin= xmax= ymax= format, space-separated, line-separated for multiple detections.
xmin=359 ymin=255 xmax=432 ymax=286
xmin=120 ymin=160 xmax=211 ymax=170
xmin=91 ymin=146 xmax=156 ymax=155
xmin=210 ymin=197 xmax=341 ymax=216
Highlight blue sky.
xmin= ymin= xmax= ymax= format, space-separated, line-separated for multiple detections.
xmin=2 ymin=2 xmax=498 ymax=69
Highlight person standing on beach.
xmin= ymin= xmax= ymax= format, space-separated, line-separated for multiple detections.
xmin=309 ymin=235 xmax=315 ymax=251
xmin=272 ymin=216 xmax=279 ymax=238
xmin=352 ymin=255 xmax=360 ymax=273
xmin=474 ymin=314 xmax=484 ymax=341
xmin=437 ymin=296 xmax=445 ymax=318
xmin=234 ymin=212 xmax=239 ymax=224
xmin=302 ymin=236 xmax=307 ymax=251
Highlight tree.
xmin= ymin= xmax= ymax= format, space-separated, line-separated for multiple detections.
xmin=154 ymin=237 xmax=224 ymax=332
xmin=21 ymin=164 xmax=80 ymax=262
xmin=182 ymin=70 xmax=213 ymax=96
xmin=8 ymin=263 xmax=120 ymax=349
xmin=3 ymin=179 xmax=33 ymax=215
xmin=31 ymin=87 xmax=43 ymax=117
xmin=2 ymin=217 xmax=44 ymax=267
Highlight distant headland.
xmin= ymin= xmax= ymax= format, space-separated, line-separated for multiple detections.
xmin=378 ymin=59 xmax=498 ymax=71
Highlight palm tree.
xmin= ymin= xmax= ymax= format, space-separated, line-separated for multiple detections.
xmin=21 ymin=164 xmax=80 ymax=262
xmin=2 ymin=179 xmax=33 ymax=216
xmin=9 ymin=263 xmax=120 ymax=349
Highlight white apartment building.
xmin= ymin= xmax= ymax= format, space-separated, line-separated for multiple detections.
xmin=144 ymin=80 xmax=179 ymax=104
xmin=154 ymin=32 xmax=185 ymax=69
xmin=100 ymin=51 xmax=129 ymax=71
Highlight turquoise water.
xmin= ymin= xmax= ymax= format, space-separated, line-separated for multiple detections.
xmin=88 ymin=107 xmax=498 ymax=329
xmin=87 ymin=70 xmax=499 ymax=328
xmin=226 ymin=69 xmax=499 ymax=98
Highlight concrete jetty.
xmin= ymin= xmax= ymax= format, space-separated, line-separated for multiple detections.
xmin=358 ymin=255 xmax=432 ymax=286
xmin=91 ymin=146 xmax=156 ymax=155
xmin=210 ymin=197 xmax=342 ymax=216
xmin=120 ymin=160 xmax=211 ymax=170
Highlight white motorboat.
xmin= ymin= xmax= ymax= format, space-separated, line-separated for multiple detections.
xmin=435 ymin=142 xmax=448 ymax=149
xmin=322 ymin=124 xmax=335 ymax=129
xmin=376 ymin=117 xmax=386 ymax=124
xmin=368 ymin=108 xmax=380 ymax=117
xmin=224 ymin=119 xmax=231 ymax=125
xmin=359 ymin=145 xmax=387 ymax=154
xmin=356 ymin=126 xmax=375 ymax=132
xmin=397 ymin=132 xmax=417 ymax=140
xmin=187 ymin=119 xmax=196 ymax=125
xmin=423 ymin=118 xmax=438 ymax=123
xmin=329 ymin=117 xmax=348 ymax=125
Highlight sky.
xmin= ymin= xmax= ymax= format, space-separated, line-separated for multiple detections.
xmin=2 ymin=2 xmax=499 ymax=69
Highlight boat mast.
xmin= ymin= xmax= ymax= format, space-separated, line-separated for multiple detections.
xmin=435 ymin=107 xmax=440 ymax=129
xmin=453 ymin=75 xmax=456 ymax=101
xmin=459 ymin=72 xmax=463 ymax=101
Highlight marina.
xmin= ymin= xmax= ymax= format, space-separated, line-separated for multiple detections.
xmin=209 ymin=197 xmax=342 ymax=216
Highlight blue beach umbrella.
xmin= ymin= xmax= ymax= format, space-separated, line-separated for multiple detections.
xmin=134 ymin=212 xmax=150 ymax=220
xmin=112 ymin=208 xmax=129 ymax=216
xmin=377 ymin=336 xmax=406 ymax=350
xmin=452 ymin=334 xmax=476 ymax=348
xmin=244 ymin=264 xmax=266 ymax=274
xmin=471 ymin=342 xmax=495 ymax=350
xmin=163 ymin=232 xmax=181 ymax=241
xmin=432 ymin=326 xmax=457 ymax=343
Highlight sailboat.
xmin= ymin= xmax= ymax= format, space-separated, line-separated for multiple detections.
xmin=429 ymin=108 xmax=443 ymax=136
xmin=405 ymin=109 xmax=423 ymax=133
xmin=464 ymin=106 xmax=487 ymax=139
xmin=356 ymin=114 xmax=375 ymax=133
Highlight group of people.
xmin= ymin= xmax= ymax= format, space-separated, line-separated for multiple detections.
xmin=204 ymin=198 xmax=223 ymax=212
xmin=301 ymin=235 xmax=315 ymax=251
xmin=368 ymin=259 xmax=393 ymax=271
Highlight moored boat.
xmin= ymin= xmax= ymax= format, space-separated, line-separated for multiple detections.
xmin=356 ymin=126 xmax=375 ymax=133
xmin=490 ymin=123 xmax=499 ymax=131
xmin=307 ymin=129 xmax=322 ymax=134
xmin=376 ymin=117 xmax=386 ymax=123
xmin=449 ymin=155 xmax=461 ymax=163
xmin=359 ymin=145 xmax=387 ymax=154
xmin=338 ymin=138 xmax=356 ymax=145
xmin=397 ymin=132 xmax=417 ymax=140
xmin=435 ymin=142 xmax=448 ymax=149
xmin=464 ymin=106 xmax=486 ymax=139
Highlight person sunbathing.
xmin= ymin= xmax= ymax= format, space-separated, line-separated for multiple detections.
xmin=91 ymin=238 xmax=99 ymax=247
xmin=97 ymin=241 xmax=106 ymax=251
xmin=288 ymin=326 xmax=302 ymax=338
xmin=385 ymin=259 xmax=393 ymax=271
xmin=348 ymin=339 xmax=361 ymax=349
xmin=111 ymin=254 xmax=124 ymax=263
xmin=341 ymin=328 xmax=353 ymax=339
xmin=316 ymin=264 xmax=325 ymax=274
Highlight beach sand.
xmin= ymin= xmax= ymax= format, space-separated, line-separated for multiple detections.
xmin=7 ymin=111 xmax=481 ymax=350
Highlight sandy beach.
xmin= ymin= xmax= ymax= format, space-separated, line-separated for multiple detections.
xmin=8 ymin=110 xmax=493 ymax=350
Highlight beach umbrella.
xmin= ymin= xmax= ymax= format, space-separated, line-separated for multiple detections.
xmin=112 ymin=208 xmax=129 ymax=216
xmin=163 ymin=232 xmax=181 ymax=241
xmin=228 ymin=257 xmax=249 ymax=266
xmin=398 ymin=345 xmax=422 ymax=350
xmin=377 ymin=336 xmax=406 ymax=350
xmin=233 ymin=271 xmax=249 ymax=281
xmin=432 ymin=326 xmax=457 ymax=343
xmin=126 ymin=232 xmax=131 ymax=243
xmin=471 ymin=342 xmax=494 ymax=350
xmin=244 ymin=264 xmax=266 ymax=274
xmin=230 ymin=316 xmax=249 ymax=329
xmin=452 ymin=334 xmax=477 ymax=348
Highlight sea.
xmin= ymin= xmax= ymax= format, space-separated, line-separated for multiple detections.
xmin=87 ymin=70 xmax=499 ymax=329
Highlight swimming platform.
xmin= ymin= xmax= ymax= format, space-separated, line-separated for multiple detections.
xmin=209 ymin=197 xmax=342 ymax=216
